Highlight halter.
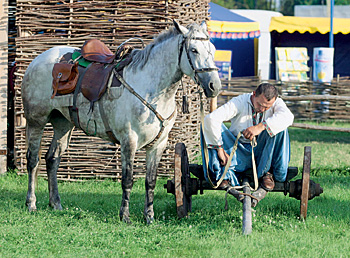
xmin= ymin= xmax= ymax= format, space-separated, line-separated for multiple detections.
xmin=178 ymin=35 xmax=219 ymax=85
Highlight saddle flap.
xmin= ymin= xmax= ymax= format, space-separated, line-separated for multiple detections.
xmin=52 ymin=62 xmax=78 ymax=81
xmin=51 ymin=62 xmax=79 ymax=99
xmin=81 ymin=39 xmax=115 ymax=64
xmin=81 ymin=63 xmax=114 ymax=104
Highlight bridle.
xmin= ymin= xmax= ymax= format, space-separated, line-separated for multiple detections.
xmin=178 ymin=35 xmax=219 ymax=85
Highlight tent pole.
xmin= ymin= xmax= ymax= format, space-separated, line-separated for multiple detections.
xmin=329 ymin=0 xmax=334 ymax=48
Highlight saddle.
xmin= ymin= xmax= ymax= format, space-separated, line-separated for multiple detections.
xmin=51 ymin=39 xmax=134 ymax=104
xmin=81 ymin=39 xmax=116 ymax=64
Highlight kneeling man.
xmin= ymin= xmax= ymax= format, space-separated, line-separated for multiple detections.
xmin=202 ymin=83 xmax=294 ymax=206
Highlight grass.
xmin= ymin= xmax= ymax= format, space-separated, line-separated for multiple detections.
xmin=1 ymin=123 xmax=350 ymax=257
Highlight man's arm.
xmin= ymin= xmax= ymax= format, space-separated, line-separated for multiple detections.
xmin=218 ymin=123 xmax=264 ymax=166
xmin=264 ymin=98 xmax=294 ymax=136
xmin=242 ymin=123 xmax=265 ymax=141
xmin=217 ymin=147 xmax=230 ymax=166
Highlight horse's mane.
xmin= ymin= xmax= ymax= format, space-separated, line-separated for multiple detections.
xmin=128 ymin=23 xmax=208 ymax=72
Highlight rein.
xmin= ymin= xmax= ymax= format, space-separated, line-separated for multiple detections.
xmin=178 ymin=35 xmax=218 ymax=85
xmin=112 ymin=69 xmax=176 ymax=147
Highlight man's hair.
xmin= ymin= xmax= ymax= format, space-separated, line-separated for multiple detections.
xmin=255 ymin=83 xmax=278 ymax=101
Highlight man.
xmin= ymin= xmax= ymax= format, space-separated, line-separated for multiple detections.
xmin=202 ymin=83 xmax=294 ymax=206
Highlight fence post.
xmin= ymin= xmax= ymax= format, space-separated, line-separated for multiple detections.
xmin=210 ymin=97 xmax=217 ymax=112
xmin=0 ymin=0 xmax=8 ymax=174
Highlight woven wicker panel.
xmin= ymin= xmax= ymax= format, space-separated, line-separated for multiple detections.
xmin=219 ymin=77 xmax=350 ymax=122
xmin=14 ymin=0 xmax=211 ymax=180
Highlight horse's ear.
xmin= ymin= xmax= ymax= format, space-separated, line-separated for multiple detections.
xmin=173 ymin=19 xmax=188 ymax=35
xmin=200 ymin=21 xmax=208 ymax=31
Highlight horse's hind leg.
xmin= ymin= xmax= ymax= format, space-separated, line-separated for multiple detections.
xmin=119 ymin=140 xmax=137 ymax=223
xmin=45 ymin=111 xmax=74 ymax=210
xmin=26 ymin=122 xmax=46 ymax=212
xmin=144 ymin=140 xmax=168 ymax=224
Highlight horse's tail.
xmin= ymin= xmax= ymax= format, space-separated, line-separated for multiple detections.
xmin=25 ymin=122 xmax=43 ymax=189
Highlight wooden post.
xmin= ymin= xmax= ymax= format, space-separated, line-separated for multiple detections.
xmin=242 ymin=178 xmax=252 ymax=235
xmin=209 ymin=97 xmax=217 ymax=112
xmin=0 ymin=0 xmax=8 ymax=174
xmin=300 ymin=146 xmax=311 ymax=220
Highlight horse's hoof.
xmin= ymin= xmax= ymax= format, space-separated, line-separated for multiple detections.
xmin=120 ymin=216 xmax=132 ymax=224
xmin=50 ymin=202 xmax=63 ymax=210
xmin=27 ymin=205 xmax=37 ymax=212
xmin=145 ymin=216 xmax=154 ymax=224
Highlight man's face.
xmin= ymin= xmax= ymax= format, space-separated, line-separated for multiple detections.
xmin=252 ymin=92 xmax=276 ymax=113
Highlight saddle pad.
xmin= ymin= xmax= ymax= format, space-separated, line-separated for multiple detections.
xmin=72 ymin=51 xmax=91 ymax=68
xmin=81 ymin=63 xmax=114 ymax=108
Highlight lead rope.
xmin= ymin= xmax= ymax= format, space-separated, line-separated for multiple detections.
xmin=199 ymin=92 xmax=259 ymax=207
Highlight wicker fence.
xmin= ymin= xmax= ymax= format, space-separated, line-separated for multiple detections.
xmin=218 ymin=76 xmax=350 ymax=122
xmin=13 ymin=1 xmax=350 ymax=180
xmin=14 ymin=0 xmax=211 ymax=180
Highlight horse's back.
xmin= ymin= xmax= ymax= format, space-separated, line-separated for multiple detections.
xmin=22 ymin=46 xmax=77 ymax=120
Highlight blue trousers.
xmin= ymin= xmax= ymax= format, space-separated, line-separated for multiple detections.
xmin=201 ymin=124 xmax=291 ymax=187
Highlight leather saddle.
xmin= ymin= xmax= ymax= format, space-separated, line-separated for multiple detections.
xmin=81 ymin=39 xmax=116 ymax=64
xmin=51 ymin=39 xmax=134 ymax=104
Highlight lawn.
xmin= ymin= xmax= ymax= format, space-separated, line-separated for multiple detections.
xmin=1 ymin=123 xmax=350 ymax=257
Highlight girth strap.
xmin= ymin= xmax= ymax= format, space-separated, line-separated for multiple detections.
xmin=69 ymin=63 xmax=91 ymax=131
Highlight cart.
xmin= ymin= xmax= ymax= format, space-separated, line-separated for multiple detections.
xmin=164 ymin=143 xmax=323 ymax=234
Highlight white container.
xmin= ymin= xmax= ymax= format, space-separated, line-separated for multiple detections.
xmin=313 ymin=47 xmax=334 ymax=83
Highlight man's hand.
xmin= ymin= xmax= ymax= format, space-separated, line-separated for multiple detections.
xmin=217 ymin=148 xmax=229 ymax=166
xmin=242 ymin=123 xmax=265 ymax=141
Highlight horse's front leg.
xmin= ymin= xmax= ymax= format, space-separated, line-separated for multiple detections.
xmin=119 ymin=140 xmax=137 ymax=223
xmin=144 ymin=139 xmax=168 ymax=224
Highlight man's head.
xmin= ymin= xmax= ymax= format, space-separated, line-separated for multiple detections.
xmin=252 ymin=83 xmax=278 ymax=113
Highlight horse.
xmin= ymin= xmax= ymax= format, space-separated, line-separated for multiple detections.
xmin=22 ymin=20 xmax=221 ymax=223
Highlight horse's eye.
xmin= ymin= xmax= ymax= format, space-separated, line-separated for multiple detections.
xmin=191 ymin=48 xmax=198 ymax=54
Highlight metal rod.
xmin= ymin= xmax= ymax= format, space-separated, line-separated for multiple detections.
xmin=329 ymin=0 xmax=334 ymax=48
xmin=242 ymin=178 xmax=252 ymax=235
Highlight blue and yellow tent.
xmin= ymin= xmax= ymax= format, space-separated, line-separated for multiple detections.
xmin=269 ymin=16 xmax=350 ymax=78
xmin=208 ymin=3 xmax=260 ymax=77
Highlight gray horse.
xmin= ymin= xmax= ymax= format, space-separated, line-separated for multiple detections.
xmin=22 ymin=20 xmax=221 ymax=223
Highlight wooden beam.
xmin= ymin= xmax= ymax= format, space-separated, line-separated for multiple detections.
xmin=219 ymin=91 xmax=350 ymax=101
xmin=291 ymin=123 xmax=350 ymax=133
xmin=0 ymin=0 xmax=8 ymax=174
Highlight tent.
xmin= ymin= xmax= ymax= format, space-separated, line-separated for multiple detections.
xmin=208 ymin=3 xmax=260 ymax=77
xmin=230 ymin=9 xmax=283 ymax=80
xmin=269 ymin=16 xmax=350 ymax=79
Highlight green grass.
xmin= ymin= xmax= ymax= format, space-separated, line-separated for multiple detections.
xmin=1 ymin=124 xmax=350 ymax=257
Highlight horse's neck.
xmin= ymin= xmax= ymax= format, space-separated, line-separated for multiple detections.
xmin=127 ymin=36 xmax=182 ymax=103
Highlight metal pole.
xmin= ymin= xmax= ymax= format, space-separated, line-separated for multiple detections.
xmin=242 ymin=179 xmax=252 ymax=235
xmin=329 ymin=0 xmax=334 ymax=48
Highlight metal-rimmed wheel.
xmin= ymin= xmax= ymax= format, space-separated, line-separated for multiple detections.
xmin=174 ymin=142 xmax=192 ymax=218
xmin=300 ymin=146 xmax=311 ymax=219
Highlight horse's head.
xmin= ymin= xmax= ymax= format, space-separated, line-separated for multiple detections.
xmin=174 ymin=20 xmax=221 ymax=98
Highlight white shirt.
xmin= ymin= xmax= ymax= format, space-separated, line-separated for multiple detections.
xmin=203 ymin=93 xmax=294 ymax=145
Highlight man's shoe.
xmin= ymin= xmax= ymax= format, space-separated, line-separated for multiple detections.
xmin=218 ymin=179 xmax=230 ymax=189
xmin=261 ymin=172 xmax=275 ymax=191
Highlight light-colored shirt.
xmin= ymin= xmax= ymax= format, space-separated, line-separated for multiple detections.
xmin=203 ymin=92 xmax=294 ymax=146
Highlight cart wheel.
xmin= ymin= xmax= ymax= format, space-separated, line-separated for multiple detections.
xmin=174 ymin=142 xmax=192 ymax=218
xmin=300 ymin=146 xmax=311 ymax=219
